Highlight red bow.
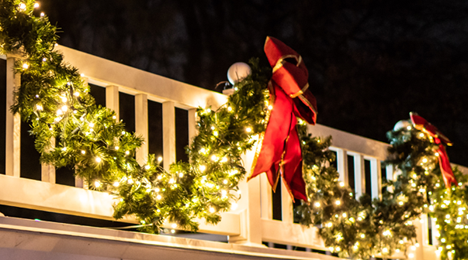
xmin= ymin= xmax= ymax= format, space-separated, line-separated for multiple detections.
xmin=410 ymin=112 xmax=456 ymax=188
xmin=248 ymin=37 xmax=317 ymax=201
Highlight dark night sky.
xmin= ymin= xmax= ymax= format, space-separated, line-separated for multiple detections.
xmin=39 ymin=0 xmax=468 ymax=164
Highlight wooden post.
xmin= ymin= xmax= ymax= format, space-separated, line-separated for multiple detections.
xmin=5 ymin=57 xmax=21 ymax=177
xmin=162 ymin=101 xmax=176 ymax=171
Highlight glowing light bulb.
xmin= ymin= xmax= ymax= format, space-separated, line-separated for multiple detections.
xmin=339 ymin=182 xmax=345 ymax=187
xmin=89 ymin=122 xmax=95 ymax=128
xmin=157 ymin=156 xmax=163 ymax=162
xmin=36 ymin=104 xmax=43 ymax=111
xmin=314 ymin=202 xmax=321 ymax=207
xmin=406 ymin=126 xmax=412 ymax=130
xmin=231 ymin=203 xmax=238 ymax=210
xmin=227 ymin=106 xmax=232 ymax=112
xmin=211 ymin=155 xmax=218 ymax=161
xmin=95 ymin=157 xmax=102 ymax=163
xmin=34 ymin=3 xmax=40 ymax=8
xmin=61 ymin=96 xmax=67 ymax=103
xmin=209 ymin=207 xmax=215 ymax=213
xmin=245 ymin=127 xmax=252 ymax=133
xmin=125 ymin=151 xmax=130 ymax=155
xmin=326 ymin=222 xmax=333 ymax=228
xmin=223 ymin=179 xmax=228 ymax=184
xmin=360 ymin=234 xmax=365 ymax=238
xmin=145 ymin=165 xmax=150 ymax=170
xmin=382 ymin=248 xmax=388 ymax=254
xmin=335 ymin=200 xmax=341 ymax=206
xmin=179 ymin=172 xmax=184 ymax=178
xmin=94 ymin=180 xmax=101 ymax=188
xmin=156 ymin=195 xmax=162 ymax=200
xmin=74 ymin=91 xmax=80 ymax=97
xmin=18 ymin=3 xmax=26 ymax=11
xmin=81 ymin=150 xmax=86 ymax=155
xmin=199 ymin=165 xmax=206 ymax=172
xmin=268 ymin=105 xmax=273 ymax=110
xmin=113 ymin=181 xmax=119 ymax=187
xmin=115 ymin=146 xmax=119 ymax=150
xmin=40 ymin=12 xmax=44 ymax=17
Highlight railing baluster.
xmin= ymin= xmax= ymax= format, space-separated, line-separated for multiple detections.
xmin=162 ymin=101 xmax=176 ymax=171
xmin=188 ymin=108 xmax=197 ymax=144
xmin=260 ymin=174 xmax=272 ymax=219
xmin=106 ymin=85 xmax=119 ymax=119
xmin=353 ymin=154 xmax=365 ymax=199
xmin=370 ymin=159 xmax=382 ymax=200
xmin=5 ymin=57 xmax=21 ymax=177
xmin=41 ymin=137 xmax=56 ymax=183
xmin=335 ymin=148 xmax=349 ymax=185
xmin=135 ymin=93 xmax=149 ymax=164
xmin=281 ymin=181 xmax=293 ymax=223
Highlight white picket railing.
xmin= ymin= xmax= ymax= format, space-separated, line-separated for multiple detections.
xmin=1 ymin=47 xmax=466 ymax=260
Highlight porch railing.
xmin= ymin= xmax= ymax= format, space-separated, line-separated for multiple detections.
xmin=1 ymin=46 xmax=466 ymax=260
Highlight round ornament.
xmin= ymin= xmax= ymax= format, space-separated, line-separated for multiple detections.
xmin=227 ymin=62 xmax=251 ymax=85
xmin=393 ymin=120 xmax=412 ymax=131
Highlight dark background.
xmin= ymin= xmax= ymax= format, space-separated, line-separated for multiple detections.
xmin=38 ymin=0 xmax=468 ymax=164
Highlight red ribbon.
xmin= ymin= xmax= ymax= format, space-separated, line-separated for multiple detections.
xmin=248 ymin=37 xmax=318 ymax=201
xmin=410 ymin=112 xmax=456 ymax=188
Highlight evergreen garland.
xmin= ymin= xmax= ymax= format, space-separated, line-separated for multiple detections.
xmin=1 ymin=2 xmax=466 ymax=260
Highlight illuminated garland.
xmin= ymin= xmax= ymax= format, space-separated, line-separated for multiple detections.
xmin=1 ymin=2 xmax=466 ymax=260
xmin=0 ymin=0 xmax=270 ymax=233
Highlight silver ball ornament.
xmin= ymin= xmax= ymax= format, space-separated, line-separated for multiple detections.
xmin=393 ymin=120 xmax=412 ymax=131
xmin=227 ymin=62 xmax=251 ymax=85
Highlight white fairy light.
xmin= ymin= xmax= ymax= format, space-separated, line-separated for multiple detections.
xmin=94 ymin=180 xmax=101 ymax=188
xmin=157 ymin=156 xmax=163 ymax=162
xmin=95 ymin=157 xmax=102 ymax=163
xmin=245 ymin=127 xmax=252 ymax=133
xmin=199 ymin=165 xmax=206 ymax=172
xmin=209 ymin=207 xmax=216 ymax=213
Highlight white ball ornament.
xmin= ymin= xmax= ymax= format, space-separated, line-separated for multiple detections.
xmin=227 ymin=62 xmax=251 ymax=85
xmin=393 ymin=120 xmax=412 ymax=131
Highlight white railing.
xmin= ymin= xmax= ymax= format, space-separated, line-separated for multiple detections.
xmin=1 ymin=47 xmax=467 ymax=260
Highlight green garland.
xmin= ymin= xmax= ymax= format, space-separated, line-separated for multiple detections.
xmin=0 ymin=0 xmax=270 ymax=233
xmin=1 ymin=2 xmax=467 ymax=259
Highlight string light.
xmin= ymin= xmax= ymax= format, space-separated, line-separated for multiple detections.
xmin=314 ymin=202 xmax=321 ymax=207
xmin=81 ymin=150 xmax=86 ymax=154
xmin=199 ymin=165 xmax=206 ymax=172
xmin=40 ymin=12 xmax=44 ymax=17
xmin=245 ymin=127 xmax=252 ymax=133
xmin=335 ymin=200 xmax=341 ymax=205
xmin=18 ymin=3 xmax=26 ymax=11
xmin=157 ymin=156 xmax=163 ymax=163
xmin=95 ymin=157 xmax=102 ymax=163
xmin=94 ymin=180 xmax=101 ymax=188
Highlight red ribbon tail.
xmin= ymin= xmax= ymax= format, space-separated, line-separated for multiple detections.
xmin=438 ymin=145 xmax=456 ymax=188
xmin=280 ymin=117 xmax=307 ymax=202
